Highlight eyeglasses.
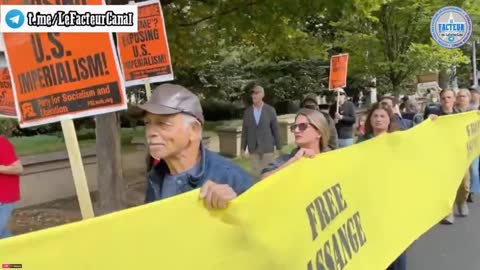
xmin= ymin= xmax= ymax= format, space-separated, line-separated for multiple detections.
xmin=290 ymin=122 xmax=312 ymax=132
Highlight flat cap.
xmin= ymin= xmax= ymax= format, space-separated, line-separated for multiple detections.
xmin=133 ymin=84 xmax=204 ymax=124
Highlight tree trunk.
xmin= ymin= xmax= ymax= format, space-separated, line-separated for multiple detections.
xmin=95 ymin=112 xmax=127 ymax=215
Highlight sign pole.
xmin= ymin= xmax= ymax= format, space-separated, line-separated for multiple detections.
xmin=473 ymin=40 xmax=478 ymax=87
xmin=336 ymin=89 xmax=340 ymax=113
xmin=144 ymin=78 xmax=152 ymax=100
xmin=61 ymin=119 xmax=95 ymax=219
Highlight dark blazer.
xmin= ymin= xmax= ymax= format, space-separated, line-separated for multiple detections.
xmin=241 ymin=103 xmax=282 ymax=154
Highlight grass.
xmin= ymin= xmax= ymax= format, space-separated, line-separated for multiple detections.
xmin=9 ymin=135 xmax=95 ymax=156
xmin=10 ymin=120 xmax=228 ymax=157
xmin=10 ymin=127 xmax=146 ymax=156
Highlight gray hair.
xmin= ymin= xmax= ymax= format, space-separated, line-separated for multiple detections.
xmin=182 ymin=114 xmax=203 ymax=142
xmin=183 ymin=113 xmax=201 ymax=128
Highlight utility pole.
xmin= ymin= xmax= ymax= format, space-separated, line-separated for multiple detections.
xmin=473 ymin=40 xmax=478 ymax=87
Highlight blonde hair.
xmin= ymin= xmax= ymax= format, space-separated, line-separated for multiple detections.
xmin=458 ymin=88 xmax=471 ymax=98
xmin=295 ymin=109 xmax=330 ymax=152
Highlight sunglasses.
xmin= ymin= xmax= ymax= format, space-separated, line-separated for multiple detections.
xmin=290 ymin=122 xmax=312 ymax=132
xmin=339 ymin=92 xmax=346 ymax=96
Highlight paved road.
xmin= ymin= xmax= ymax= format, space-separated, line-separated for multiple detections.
xmin=408 ymin=201 xmax=480 ymax=270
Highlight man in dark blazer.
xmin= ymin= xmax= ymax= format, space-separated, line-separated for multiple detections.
xmin=241 ymin=85 xmax=282 ymax=179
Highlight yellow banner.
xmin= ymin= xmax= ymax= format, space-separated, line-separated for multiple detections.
xmin=2 ymin=111 xmax=480 ymax=270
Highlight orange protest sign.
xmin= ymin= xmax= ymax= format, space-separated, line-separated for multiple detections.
xmin=117 ymin=0 xmax=174 ymax=87
xmin=2 ymin=0 xmax=126 ymax=128
xmin=328 ymin=54 xmax=349 ymax=90
xmin=0 ymin=67 xmax=16 ymax=118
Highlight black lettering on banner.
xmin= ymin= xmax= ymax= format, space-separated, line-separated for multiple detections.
xmin=331 ymin=184 xmax=348 ymax=212
xmin=0 ymin=90 xmax=6 ymax=105
xmin=31 ymin=33 xmax=45 ymax=63
xmin=337 ymin=224 xmax=353 ymax=261
xmin=346 ymin=218 xmax=359 ymax=253
xmin=313 ymin=196 xmax=330 ymax=232
xmin=323 ymin=189 xmax=339 ymax=220
xmin=352 ymin=212 xmax=367 ymax=246
xmin=125 ymin=55 xmax=167 ymax=70
xmin=18 ymin=52 xmax=110 ymax=94
xmin=129 ymin=66 xmax=171 ymax=79
xmin=466 ymin=120 xmax=480 ymax=157
xmin=306 ymin=203 xmax=320 ymax=241
xmin=20 ymin=82 xmax=120 ymax=120
xmin=323 ymin=241 xmax=335 ymax=270
xmin=331 ymin=234 xmax=346 ymax=270
xmin=48 ymin=33 xmax=65 ymax=59
xmin=305 ymin=183 xmax=368 ymax=270
xmin=0 ymin=81 xmax=11 ymax=89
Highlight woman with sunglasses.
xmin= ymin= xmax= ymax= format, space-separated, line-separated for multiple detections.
xmin=261 ymin=108 xmax=330 ymax=179
xmin=357 ymin=102 xmax=406 ymax=270
xmin=301 ymin=94 xmax=338 ymax=150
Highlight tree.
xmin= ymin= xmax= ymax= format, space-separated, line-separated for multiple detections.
xmin=335 ymin=0 xmax=473 ymax=94
xmin=95 ymin=113 xmax=127 ymax=214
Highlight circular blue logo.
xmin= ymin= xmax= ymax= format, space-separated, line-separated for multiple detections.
xmin=431 ymin=6 xmax=472 ymax=49
xmin=5 ymin=9 xmax=25 ymax=29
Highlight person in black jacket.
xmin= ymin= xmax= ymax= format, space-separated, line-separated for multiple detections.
xmin=329 ymin=88 xmax=356 ymax=148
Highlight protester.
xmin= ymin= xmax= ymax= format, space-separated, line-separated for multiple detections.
xmin=134 ymin=83 xmax=253 ymax=209
xmin=379 ymin=96 xmax=413 ymax=130
xmin=399 ymin=95 xmax=409 ymax=112
xmin=428 ymin=89 xmax=469 ymax=224
xmin=356 ymin=103 xmax=405 ymax=270
xmin=402 ymin=101 xmax=423 ymax=126
xmin=456 ymin=89 xmax=471 ymax=112
xmin=468 ymin=86 xmax=480 ymax=202
xmin=0 ymin=135 xmax=23 ymax=239
xmin=455 ymin=89 xmax=480 ymax=203
xmin=469 ymin=85 xmax=480 ymax=110
xmin=261 ymin=109 xmax=330 ymax=178
xmin=241 ymin=85 xmax=282 ymax=178
xmin=329 ymin=88 xmax=356 ymax=148
xmin=355 ymin=115 xmax=367 ymax=137
xmin=301 ymin=94 xmax=338 ymax=150
xmin=424 ymin=89 xmax=458 ymax=118
xmin=357 ymin=103 xmax=399 ymax=142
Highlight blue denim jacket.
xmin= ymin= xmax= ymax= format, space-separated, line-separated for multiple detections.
xmin=145 ymin=145 xmax=253 ymax=203
xmin=261 ymin=148 xmax=303 ymax=176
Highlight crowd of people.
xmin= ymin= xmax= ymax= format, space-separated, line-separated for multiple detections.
xmin=1 ymin=82 xmax=479 ymax=270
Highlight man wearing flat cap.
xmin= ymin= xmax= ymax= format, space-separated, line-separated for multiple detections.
xmin=134 ymin=84 xmax=253 ymax=209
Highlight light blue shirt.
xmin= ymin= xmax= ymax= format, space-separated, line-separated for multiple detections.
xmin=253 ymin=105 xmax=263 ymax=125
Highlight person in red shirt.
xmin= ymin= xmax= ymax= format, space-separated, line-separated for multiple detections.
xmin=0 ymin=136 xmax=23 ymax=239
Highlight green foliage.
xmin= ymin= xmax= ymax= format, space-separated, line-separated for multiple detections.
xmin=174 ymin=59 xmax=329 ymax=104
xmin=333 ymin=0 xmax=473 ymax=94
xmin=156 ymin=0 xmax=477 ymax=98
xmin=0 ymin=118 xmax=17 ymax=136
xmin=409 ymin=41 xmax=470 ymax=73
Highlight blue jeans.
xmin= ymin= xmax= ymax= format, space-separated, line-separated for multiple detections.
xmin=472 ymin=157 xmax=480 ymax=193
xmin=338 ymin=138 xmax=355 ymax=148
xmin=388 ymin=252 xmax=407 ymax=270
xmin=0 ymin=202 xmax=15 ymax=239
